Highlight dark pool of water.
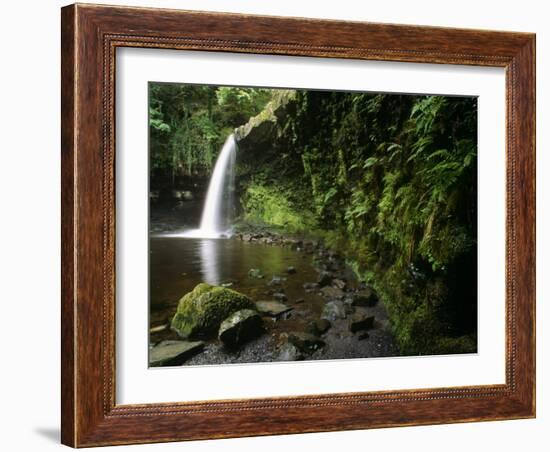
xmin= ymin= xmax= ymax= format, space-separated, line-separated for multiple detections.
xmin=149 ymin=236 xmax=331 ymax=342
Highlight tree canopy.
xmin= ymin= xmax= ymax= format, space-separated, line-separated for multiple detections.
xmin=149 ymin=83 xmax=272 ymax=187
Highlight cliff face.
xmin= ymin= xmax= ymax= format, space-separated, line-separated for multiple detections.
xmin=234 ymin=89 xmax=478 ymax=356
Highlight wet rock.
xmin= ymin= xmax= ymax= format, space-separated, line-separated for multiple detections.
xmin=307 ymin=318 xmax=331 ymax=336
xmin=320 ymin=286 xmax=345 ymax=299
xmin=221 ymin=282 xmax=234 ymax=288
xmin=287 ymin=332 xmax=325 ymax=354
xmin=332 ymin=278 xmax=347 ymax=290
xmin=273 ymin=292 xmax=288 ymax=302
xmin=276 ymin=342 xmax=304 ymax=361
xmin=316 ymin=318 xmax=332 ymax=334
xmin=349 ymin=314 xmax=375 ymax=333
xmin=283 ymin=238 xmax=302 ymax=250
xmin=149 ymin=340 xmax=205 ymax=367
xmin=325 ymin=258 xmax=343 ymax=272
xmin=351 ymin=287 xmax=378 ymax=307
xmin=303 ymin=240 xmax=318 ymax=250
xmin=268 ymin=275 xmax=287 ymax=286
xmin=312 ymin=256 xmax=324 ymax=266
xmin=303 ymin=282 xmax=319 ymax=292
xmin=317 ymin=271 xmax=333 ymax=287
xmin=256 ymin=300 xmax=293 ymax=317
xmin=358 ymin=332 xmax=370 ymax=341
xmin=248 ymin=268 xmax=264 ymax=279
xmin=286 ymin=266 xmax=297 ymax=274
xmin=171 ymin=283 xmax=255 ymax=339
xmin=149 ymin=323 xmax=169 ymax=334
xmin=321 ymin=300 xmax=348 ymax=321
xmin=218 ymin=309 xmax=264 ymax=348
xmin=294 ymin=298 xmax=305 ymax=304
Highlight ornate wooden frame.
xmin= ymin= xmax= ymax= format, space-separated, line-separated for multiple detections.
xmin=61 ymin=3 xmax=536 ymax=447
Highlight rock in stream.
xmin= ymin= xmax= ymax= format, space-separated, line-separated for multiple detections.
xmin=149 ymin=340 xmax=205 ymax=367
xmin=218 ymin=309 xmax=264 ymax=348
xmin=171 ymin=283 xmax=255 ymax=339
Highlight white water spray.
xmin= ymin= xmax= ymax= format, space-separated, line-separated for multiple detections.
xmin=181 ymin=134 xmax=237 ymax=239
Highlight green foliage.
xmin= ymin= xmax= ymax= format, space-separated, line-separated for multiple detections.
xmin=236 ymin=90 xmax=478 ymax=355
xmin=216 ymin=87 xmax=272 ymax=124
xmin=149 ymin=83 xmax=272 ymax=188
xmin=152 ymin=80 xmax=478 ymax=355
xmin=241 ymin=183 xmax=317 ymax=233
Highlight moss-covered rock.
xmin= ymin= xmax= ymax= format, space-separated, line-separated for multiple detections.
xmin=171 ymin=283 xmax=255 ymax=339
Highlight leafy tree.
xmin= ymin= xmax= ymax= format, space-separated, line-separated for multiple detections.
xmin=149 ymin=83 xmax=272 ymax=188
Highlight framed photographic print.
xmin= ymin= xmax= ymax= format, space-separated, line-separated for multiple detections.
xmin=61 ymin=3 xmax=536 ymax=447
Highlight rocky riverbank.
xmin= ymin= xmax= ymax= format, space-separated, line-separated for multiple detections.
xmin=149 ymin=226 xmax=397 ymax=366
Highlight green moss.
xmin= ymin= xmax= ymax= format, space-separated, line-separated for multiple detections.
xmin=236 ymin=90 xmax=478 ymax=356
xmin=171 ymin=283 xmax=255 ymax=339
xmin=241 ymin=184 xmax=317 ymax=233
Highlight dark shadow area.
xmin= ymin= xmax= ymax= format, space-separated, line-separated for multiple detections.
xmin=34 ymin=427 xmax=60 ymax=443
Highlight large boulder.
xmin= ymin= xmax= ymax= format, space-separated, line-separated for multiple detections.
xmin=218 ymin=309 xmax=264 ymax=348
xmin=171 ymin=283 xmax=254 ymax=339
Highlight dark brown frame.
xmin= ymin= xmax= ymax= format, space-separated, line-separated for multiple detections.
xmin=61 ymin=3 xmax=536 ymax=447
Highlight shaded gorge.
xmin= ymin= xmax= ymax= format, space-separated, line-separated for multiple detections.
xmin=148 ymin=83 xmax=477 ymax=365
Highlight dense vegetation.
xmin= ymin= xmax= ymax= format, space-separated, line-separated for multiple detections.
xmin=149 ymin=83 xmax=271 ymax=188
xmin=150 ymin=83 xmax=478 ymax=356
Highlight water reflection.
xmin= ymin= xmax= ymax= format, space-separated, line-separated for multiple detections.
xmin=149 ymin=236 xmax=328 ymax=333
xmin=199 ymin=239 xmax=221 ymax=285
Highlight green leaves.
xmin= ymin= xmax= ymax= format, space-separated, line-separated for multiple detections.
xmin=410 ymin=95 xmax=447 ymax=135
xmin=235 ymin=88 xmax=477 ymax=355
xmin=362 ymin=156 xmax=378 ymax=168
xmin=323 ymin=187 xmax=338 ymax=205
xmin=149 ymin=83 xmax=273 ymax=180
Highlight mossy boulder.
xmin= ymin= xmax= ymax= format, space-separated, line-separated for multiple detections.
xmin=171 ymin=283 xmax=255 ymax=339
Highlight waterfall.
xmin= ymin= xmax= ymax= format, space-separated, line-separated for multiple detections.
xmin=180 ymin=134 xmax=237 ymax=239
xmin=200 ymin=134 xmax=236 ymax=234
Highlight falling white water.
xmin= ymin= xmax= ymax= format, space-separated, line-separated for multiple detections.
xmin=180 ymin=134 xmax=237 ymax=239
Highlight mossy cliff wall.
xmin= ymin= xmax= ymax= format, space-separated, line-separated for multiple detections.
xmin=235 ymin=90 xmax=478 ymax=355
